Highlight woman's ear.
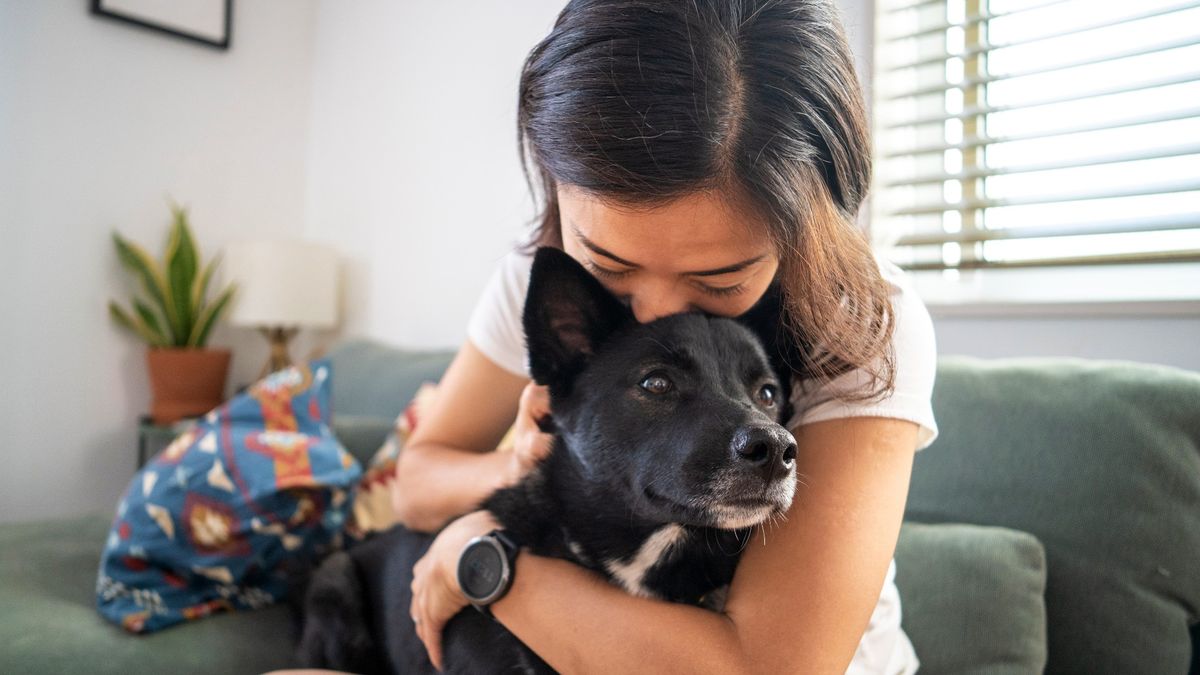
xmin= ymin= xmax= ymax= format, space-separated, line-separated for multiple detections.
xmin=523 ymin=247 xmax=632 ymax=391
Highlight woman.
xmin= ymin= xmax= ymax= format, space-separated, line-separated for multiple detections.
xmin=398 ymin=1 xmax=938 ymax=673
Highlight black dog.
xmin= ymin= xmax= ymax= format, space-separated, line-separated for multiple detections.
xmin=295 ymin=247 xmax=798 ymax=674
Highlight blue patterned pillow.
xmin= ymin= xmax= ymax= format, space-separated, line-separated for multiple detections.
xmin=96 ymin=359 xmax=362 ymax=633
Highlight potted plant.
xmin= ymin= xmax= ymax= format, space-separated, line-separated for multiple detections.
xmin=109 ymin=201 xmax=237 ymax=425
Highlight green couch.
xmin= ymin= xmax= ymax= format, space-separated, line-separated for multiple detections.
xmin=2 ymin=340 xmax=1197 ymax=674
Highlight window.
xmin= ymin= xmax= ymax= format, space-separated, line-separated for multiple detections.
xmin=870 ymin=0 xmax=1200 ymax=291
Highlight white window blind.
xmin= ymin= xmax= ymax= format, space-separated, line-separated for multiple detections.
xmin=870 ymin=0 xmax=1200 ymax=272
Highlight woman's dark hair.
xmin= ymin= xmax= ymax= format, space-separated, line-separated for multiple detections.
xmin=517 ymin=0 xmax=895 ymax=401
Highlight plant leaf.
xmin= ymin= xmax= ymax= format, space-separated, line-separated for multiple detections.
xmin=109 ymin=301 xmax=167 ymax=346
xmin=187 ymin=285 xmax=236 ymax=348
xmin=191 ymin=254 xmax=220 ymax=314
xmin=166 ymin=204 xmax=199 ymax=345
xmin=133 ymin=298 xmax=168 ymax=345
xmin=112 ymin=232 xmax=178 ymax=342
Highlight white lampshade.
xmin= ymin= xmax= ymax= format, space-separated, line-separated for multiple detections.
xmin=223 ymin=239 xmax=340 ymax=329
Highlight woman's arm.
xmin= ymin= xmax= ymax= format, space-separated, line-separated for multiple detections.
xmin=486 ymin=415 xmax=919 ymax=674
xmin=393 ymin=340 xmax=545 ymax=533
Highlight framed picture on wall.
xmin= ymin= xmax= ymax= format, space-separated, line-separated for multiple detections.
xmin=90 ymin=0 xmax=233 ymax=50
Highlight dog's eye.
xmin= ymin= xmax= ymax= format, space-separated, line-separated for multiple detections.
xmin=639 ymin=373 xmax=673 ymax=395
xmin=757 ymin=384 xmax=778 ymax=407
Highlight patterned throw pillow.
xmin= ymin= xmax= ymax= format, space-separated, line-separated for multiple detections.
xmin=343 ymin=383 xmax=437 ymax=541
xmin=344 ymin=383 xmax=517 ymax=541
xmin=96 ymin=359 xmax=362 ymax=634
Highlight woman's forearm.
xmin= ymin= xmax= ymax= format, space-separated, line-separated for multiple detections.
xmin=492 ymin=553 xmax=752 ymax=675
xmin=481 ymin=418 xmax=921 ymax=675
xmin=392 ymin=443 xmax=510 ymax=533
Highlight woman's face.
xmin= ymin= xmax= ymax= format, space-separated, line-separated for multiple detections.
xmin=557 ymin=184 xmax=779 ymax=323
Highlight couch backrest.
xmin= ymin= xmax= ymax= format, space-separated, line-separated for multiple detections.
xmin=323 ymin=341 xmax=1200 ymax=671
xmin=908 ymin=356 xmax=1200 ymax=674
xmin=328 ymin=339 xmax=456 ymax=420
xmin=325 ymin=339 xmax=455 ymax=465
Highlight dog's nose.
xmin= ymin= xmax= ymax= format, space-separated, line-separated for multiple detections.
xmin=730 ymin=425 xmax=797 ymax=474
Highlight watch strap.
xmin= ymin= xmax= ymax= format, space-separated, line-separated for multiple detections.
xmin=492 ymin=529 xmax=521 ymax=556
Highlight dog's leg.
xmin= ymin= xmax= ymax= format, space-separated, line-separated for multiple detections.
xmin=295 ymin=550 xmax=380 ymax=673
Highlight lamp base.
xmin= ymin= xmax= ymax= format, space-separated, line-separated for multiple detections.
xmin=258 ymin=326 xmax=299 ymax=379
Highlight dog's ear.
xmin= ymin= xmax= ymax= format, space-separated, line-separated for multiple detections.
xmin=523 ymin=247 xmax=632 ymax=388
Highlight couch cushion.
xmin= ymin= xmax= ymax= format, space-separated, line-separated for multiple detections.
xmin=0 ymin=514 xmax=293 ymax=674
xmin=332 ymin=414 xmax=397 ymax=466
xmin=908 ymin=356 xmax=1200 ymax=674
xmin=895 ymin=521 xmax=1047 ymax=674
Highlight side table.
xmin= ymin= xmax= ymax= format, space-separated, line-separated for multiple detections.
xmin=136 ymin=415 xmax=199 ymax=469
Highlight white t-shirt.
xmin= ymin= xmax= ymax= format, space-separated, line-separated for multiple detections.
xmin=467 ymin=248 xmax=937 ymax=674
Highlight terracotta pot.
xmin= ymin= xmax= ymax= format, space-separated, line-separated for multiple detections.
xmin=146 ymin=348 xmax=232 ymax=425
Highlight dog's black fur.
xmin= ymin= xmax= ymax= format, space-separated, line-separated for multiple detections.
xmin=294 ymin=248 xmax=799 ymax=674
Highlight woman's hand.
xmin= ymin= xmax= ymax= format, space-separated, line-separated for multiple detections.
xmin=410 ymin=509 xmax=501 ymax=671
xmin=409 ymin=384 xmax=551 ymax=669
xmin=500 ymin=382 xmax=555 ymax=488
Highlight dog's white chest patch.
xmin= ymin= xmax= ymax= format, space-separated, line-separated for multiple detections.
xmin=603 ymin=524 xmax=687 ymax=598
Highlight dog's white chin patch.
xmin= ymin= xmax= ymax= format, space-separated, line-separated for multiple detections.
xmin=707 ymin=475 xmax=796 ymax=529
xmin=710 ymin=504 xmax=775 ymax=530
xmin=603 ymin=524 xmax=687 ymax=598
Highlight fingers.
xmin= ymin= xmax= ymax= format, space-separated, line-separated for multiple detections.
xmin=414 ymin=581 xmax=460 ymax=671
xmin=519 ymin=382 xmax=551 ymax=422
xmin=418 ymin=606 xmax=445 ymax=672
xmin=411 ymin=515 xmax=489 ymax=673
xmin=518 ymin=383 xmax=554 ymax=457
xmin=537 ymin=432 xmax=554 ymax=459
xmin=411 ymin=567 xmax=446 ymax=671
xmin=503 ymin=385 xmax=555 ymax=486
xmin=522 ymin=421 xmax=555 ymax=461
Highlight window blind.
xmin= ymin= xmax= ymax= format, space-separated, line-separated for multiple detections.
xmin=870 ymin=0 xmax=1200 ymax=272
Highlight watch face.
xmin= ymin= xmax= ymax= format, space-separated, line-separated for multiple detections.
xmin=459 ymin=540 xmax=505 ymax=601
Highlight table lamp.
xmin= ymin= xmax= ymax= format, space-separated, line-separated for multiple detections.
xmin=224 ymin=239 xmax=340 ymax=378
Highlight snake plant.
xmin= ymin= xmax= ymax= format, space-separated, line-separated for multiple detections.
xmin=108 ymin=201 xmax=236 ymax=348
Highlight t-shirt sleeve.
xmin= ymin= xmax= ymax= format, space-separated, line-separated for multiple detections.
xmin=466 ymin=249 xmax=534 ymax=378
xmin=785 ymin=257 xmax=939 ymax=451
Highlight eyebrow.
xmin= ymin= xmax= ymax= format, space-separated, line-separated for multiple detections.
xmin=682 ymin=255 xmax=766 ymax=277
xmin=570 ymin=223 xmax=766 ymax=277
xmin=573 ymin=224 xmax=641 ymax=267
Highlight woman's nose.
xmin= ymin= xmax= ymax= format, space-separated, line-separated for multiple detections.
xmin=630 ymin=287 xmax=693 ymax=323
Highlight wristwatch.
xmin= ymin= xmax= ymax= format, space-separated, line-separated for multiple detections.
xmin=456 ymin=529 xmax=522 ymax=615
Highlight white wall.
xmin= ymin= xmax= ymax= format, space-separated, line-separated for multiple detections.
xmin=301 ymin=0 xmax=879 ymax=350
xmin=303 ymin=0 xmax=566 ymax=348
xmin=0 ymin=0 xmax=320 ymax=523
xmin=932 ymin=315 xmax=1200 ymax=371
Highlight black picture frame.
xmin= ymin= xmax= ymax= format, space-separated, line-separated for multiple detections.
xmin=90 ymin=0 xmax=233 ymax=51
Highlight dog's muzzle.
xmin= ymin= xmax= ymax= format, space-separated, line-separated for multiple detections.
xmin=729 ymin=424 xmax=797 ymax=477
xmin=688 ymin=424 xmax=798 ymax=529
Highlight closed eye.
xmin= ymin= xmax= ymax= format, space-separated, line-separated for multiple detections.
xmin=583 ymin=259 xmax=633 ymax=279
xmin=696 ymin=282 xmax=748 ymax=298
